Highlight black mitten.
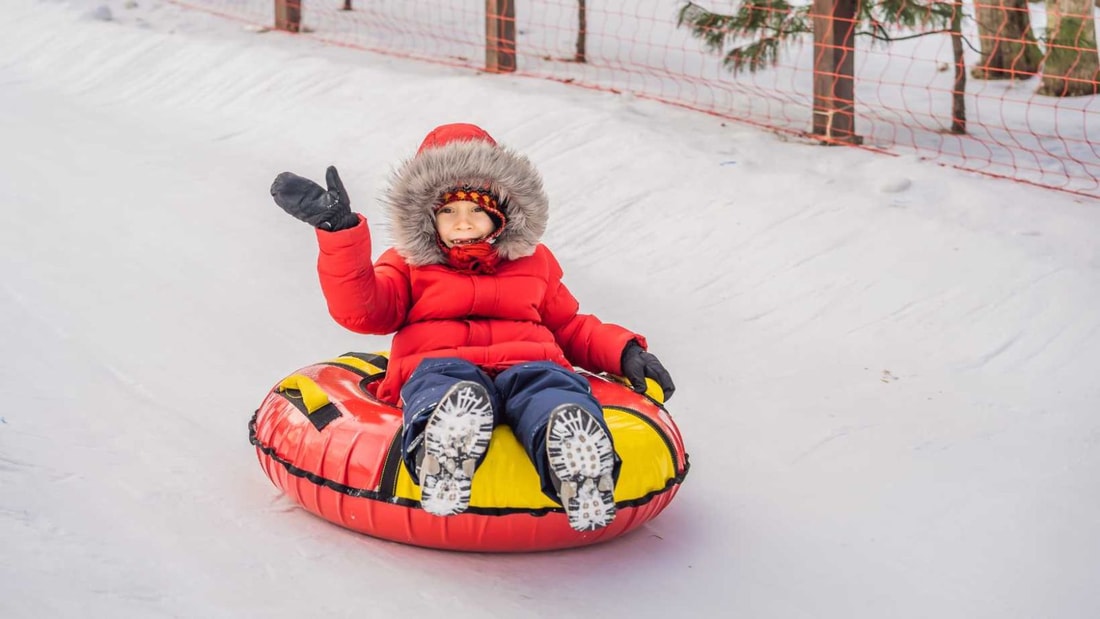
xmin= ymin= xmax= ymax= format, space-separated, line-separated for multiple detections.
xmin=270 ymin=165 xmax=360 ymax=231
xmin=620 ymin=340 xmax=676 ymax=400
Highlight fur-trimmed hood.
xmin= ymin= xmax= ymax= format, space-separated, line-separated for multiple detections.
xmin=384 ymin=124 xmax=549 ymax=266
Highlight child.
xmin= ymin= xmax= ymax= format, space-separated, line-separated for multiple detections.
xmin=271 ymin=123 xmax=674 ymax=532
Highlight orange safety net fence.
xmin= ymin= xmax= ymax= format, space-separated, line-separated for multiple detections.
xmin=171 ymin=0 xmax=1100 ymax=198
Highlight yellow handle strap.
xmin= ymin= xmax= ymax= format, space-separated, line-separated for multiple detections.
xmin=277 ymin=374 xmax=332 ymax=415
xmin=608 ymin=375 xmax=665 ymax=405
xmin=643 ymin=377 xmax=666 ymax=405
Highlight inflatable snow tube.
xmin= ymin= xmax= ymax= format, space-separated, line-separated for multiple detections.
xmin=249 ymin=352 xmax=689 ymax=552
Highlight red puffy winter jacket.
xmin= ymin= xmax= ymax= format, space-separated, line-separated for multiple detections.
xmin=315 ymin=220 xmax=643 ymax=404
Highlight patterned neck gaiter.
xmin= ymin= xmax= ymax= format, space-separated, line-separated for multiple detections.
xmin=439 ymin=240 xmax=501 ymax=274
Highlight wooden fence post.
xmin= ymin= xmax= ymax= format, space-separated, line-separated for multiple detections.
xmin=812 ymin=0 xmax=862 ymax=144
xmin=575 ymin=0 xmax=587 ymax=63
xmin=486 ymin=0 xmax=517 ymax=73
xmin=274 ymin=0 xmax=301 ymax=33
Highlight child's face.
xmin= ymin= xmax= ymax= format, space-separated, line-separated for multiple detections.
xmin=435 ymin=200 xmax=496 ymax=247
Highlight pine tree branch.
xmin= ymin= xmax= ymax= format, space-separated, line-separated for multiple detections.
xmin=679 ymin=1 xmax=811 ymax=74
xmin=678 ymin=0 xmax=968 ymax=74
xmin=854 ymin=28 xmax=983 ymax=54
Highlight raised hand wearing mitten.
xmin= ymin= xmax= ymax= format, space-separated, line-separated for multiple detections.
xmin=270 ymin=165 xmax=360 ymax=231
xmin=620 ymin=340 xmax=676 ymax=401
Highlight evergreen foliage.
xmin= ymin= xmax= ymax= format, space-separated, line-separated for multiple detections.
xmin=678 ymin=0 xmax=957 ymax=74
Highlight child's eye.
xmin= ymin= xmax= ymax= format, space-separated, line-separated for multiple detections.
xmin=438 ymin=206 xmax=453 ymax=214
xmin=473 ymin=206 xmax=484 ymax=212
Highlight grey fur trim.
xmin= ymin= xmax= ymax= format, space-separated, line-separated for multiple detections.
xmin=384 ymin=140 xmax=549 ymax=266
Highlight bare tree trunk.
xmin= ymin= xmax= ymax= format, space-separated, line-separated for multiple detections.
xmin=951 ymin=0 xmax=967 ymax=133
xmin=971 ymin=0 xmax=1043 ymax=79
xmin=1039 ymin=0 xmax=1100 ymax=95
xmin=575 ymin=0 xmax=587 ymax=63
xmin=342 ymin=0 xmax=352 ymax=10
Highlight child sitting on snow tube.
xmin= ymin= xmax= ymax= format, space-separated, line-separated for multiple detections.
xmin=270 ymin=123 xmax=675 ymax=532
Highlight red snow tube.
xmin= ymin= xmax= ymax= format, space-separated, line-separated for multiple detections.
xmin=249 ymin=352 xmax=689 ymax=552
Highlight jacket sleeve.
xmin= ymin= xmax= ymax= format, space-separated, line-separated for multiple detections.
xmin=538 ymin=246 xmax=647 ymax=374
xmin=314 ymin=215 xmax=410 ymax=335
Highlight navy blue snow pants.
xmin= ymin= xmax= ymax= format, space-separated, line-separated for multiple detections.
xmin=400 ymin=357 xmax=621 ymax=503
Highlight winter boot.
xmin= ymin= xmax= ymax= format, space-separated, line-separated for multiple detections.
xmin=546 ymin=404 xmax=617 ymax=532
xmin=417 ymin=380 xmax=495 ymax=517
